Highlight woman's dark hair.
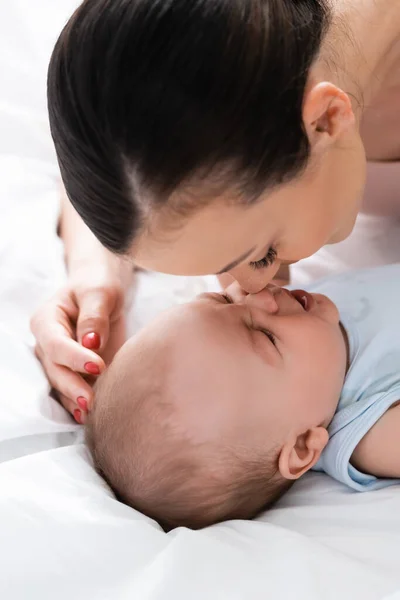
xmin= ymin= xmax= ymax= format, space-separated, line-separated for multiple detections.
xmin=48 ymin=0 xmax=331 ymax=253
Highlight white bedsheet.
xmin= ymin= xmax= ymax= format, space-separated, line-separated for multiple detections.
xmin=1 ymin=2 xmax=400 ymax=599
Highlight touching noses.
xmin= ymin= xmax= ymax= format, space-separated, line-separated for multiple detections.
xmin=244 ymin=287 xmax=280 ymax=314
xmin=229 ymin=262 xmax=282 ymax=294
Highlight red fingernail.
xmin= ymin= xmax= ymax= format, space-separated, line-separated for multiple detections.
xmin=77 ymin=397 xmax=88 ymax=412
xmin=74 ymin=409 xmax=82 ymax=424
xmin=82 ymin=332 xmax=101 ymax=350
xmin=84 ymin=362 xmax=100 ymax=375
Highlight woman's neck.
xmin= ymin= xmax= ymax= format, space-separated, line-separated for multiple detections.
xmin=320 ymin=0 xmax=400 ymax=119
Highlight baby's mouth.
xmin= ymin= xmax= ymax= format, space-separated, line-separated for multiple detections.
xmin=290 ymin=290 xmax=314 ymax=312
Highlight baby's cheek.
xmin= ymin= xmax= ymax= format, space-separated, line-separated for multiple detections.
xmin=296 ymin=329 xmax=339 ymax=383
xmin=318 ymin=335 xmax=346 ymax=390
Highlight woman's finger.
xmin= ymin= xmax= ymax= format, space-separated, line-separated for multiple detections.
xmin=76 ymin=289 xmax=113 ymax=351
xmin=35 ymin=345 xmax=94 ymax=410
xmin=43 ymin=334 xmax=105 ymax=375
xmin=58 ymin=394 xmax=87 ymax=424
xmin=31 ymin=289 xmax=78 ymax=340
xmin=45 ymin=361 xmax=94 ymax=412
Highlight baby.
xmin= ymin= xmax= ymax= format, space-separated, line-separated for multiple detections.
xmin=86 ymin=265 xmax=400 ymax=530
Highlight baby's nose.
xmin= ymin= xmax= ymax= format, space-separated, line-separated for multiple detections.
xmin=245 ymin=286 xmax=279 ymax=313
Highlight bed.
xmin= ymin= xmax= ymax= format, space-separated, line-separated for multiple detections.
xmin=1 ymin=2 xmax=400 ymax=599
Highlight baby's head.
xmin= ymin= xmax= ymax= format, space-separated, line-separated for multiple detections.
xmin=87 ymin=284 xmax=347 ymax=529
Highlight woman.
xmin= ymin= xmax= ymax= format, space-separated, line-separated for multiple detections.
xmin=31 ymin=0 xmax=400 ymax=422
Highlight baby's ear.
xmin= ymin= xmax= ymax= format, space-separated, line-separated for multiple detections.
xmin=278 ymin=428 xmax=329 ymax=480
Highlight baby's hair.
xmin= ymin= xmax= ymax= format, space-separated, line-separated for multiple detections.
xmin=86 ymin=348 xmax=292 ymax=531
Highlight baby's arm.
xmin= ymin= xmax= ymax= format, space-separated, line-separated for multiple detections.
xmin=351 ymin=402 xmax=400 ymax=478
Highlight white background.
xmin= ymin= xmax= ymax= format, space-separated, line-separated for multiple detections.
xmin=0 ymin=2 xmax=400 ymax=599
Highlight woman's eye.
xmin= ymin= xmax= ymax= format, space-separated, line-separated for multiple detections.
xmin=250 ymin=247 xmax=277 ymax=270
xmin=260 ymin=329 xmax=276 ymax=346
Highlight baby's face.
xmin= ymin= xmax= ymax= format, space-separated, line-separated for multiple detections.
xmin=147 ymin=284 xmax=347 ymax=451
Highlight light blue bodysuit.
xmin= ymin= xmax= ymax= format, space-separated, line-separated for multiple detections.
xmin=310 ymin=265 xmax=400 ymax=490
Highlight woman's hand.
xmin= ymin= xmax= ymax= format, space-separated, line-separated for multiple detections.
xmin=31 ymin=187 xmax=134 ymax=423
xmin=31 ymin=267 xmax=127 ymax=423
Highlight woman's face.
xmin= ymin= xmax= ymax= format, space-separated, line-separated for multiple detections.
xmin=133 ymin=87 xmax=366 ymax=293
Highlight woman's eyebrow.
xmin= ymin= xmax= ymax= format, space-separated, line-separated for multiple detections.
xmin=216 ymin=247 xmax=255 ymax=274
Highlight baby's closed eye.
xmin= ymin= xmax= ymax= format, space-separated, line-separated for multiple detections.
xmin=258 ymin=329 xmax=276 ymax=346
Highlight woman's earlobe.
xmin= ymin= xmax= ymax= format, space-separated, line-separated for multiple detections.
xmin=278 ymin=427 xmax=329 ymax=480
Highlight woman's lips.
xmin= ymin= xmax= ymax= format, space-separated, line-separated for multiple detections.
xmin=290 ymin=289 xmax=315 ymax=312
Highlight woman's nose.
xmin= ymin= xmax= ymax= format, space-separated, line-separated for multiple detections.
xmin=229 ymin=262 xmax=281 ymax=294
xmin=245 ymin=287 xmax=279 ymax=313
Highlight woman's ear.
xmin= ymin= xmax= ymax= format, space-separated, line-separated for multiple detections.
xmin=303 ymin=82 xmax=355 ymax=148
xmin=278 ymin=427 xmax=329 ymax=480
